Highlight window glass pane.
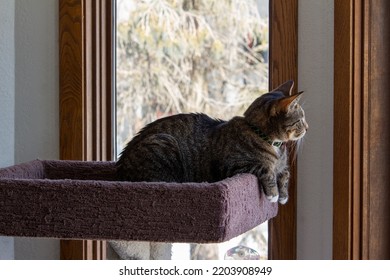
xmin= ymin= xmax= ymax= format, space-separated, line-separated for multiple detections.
xmin=116 ymin=0 xmax=269 ymax=260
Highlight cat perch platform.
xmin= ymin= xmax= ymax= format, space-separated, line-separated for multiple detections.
xmin=0 ymin=160 xmax=277 ymax=243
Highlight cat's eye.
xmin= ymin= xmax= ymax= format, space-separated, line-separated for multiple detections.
xmin=285 ymin=120 xmax=300 ymax=128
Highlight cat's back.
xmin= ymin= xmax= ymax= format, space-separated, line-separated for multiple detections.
xmin=137 ymin=113 xmax=221 ymax=137
xmin=117 ymin=113 xmax=223 ymax=182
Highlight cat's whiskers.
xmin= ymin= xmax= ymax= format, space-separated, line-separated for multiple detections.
xmin=286 ymin=138 xmax=304 ymax=165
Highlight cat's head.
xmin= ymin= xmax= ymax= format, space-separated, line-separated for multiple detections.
xmin=244 ymin=80 xmax=308 ymax=142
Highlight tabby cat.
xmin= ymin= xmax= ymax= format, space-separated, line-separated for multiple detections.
xmin=116 ymin=80 xmax=308 ymax=204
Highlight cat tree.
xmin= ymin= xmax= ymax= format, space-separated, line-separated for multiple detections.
xmin=0 ymin=160 xmax=277 ymax=242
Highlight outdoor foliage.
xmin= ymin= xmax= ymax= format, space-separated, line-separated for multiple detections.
xmin=117 ymin=0 xmax=268 ymax=150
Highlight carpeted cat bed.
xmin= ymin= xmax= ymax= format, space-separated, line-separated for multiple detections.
xmin=0 ymin=160 xmax=277 ymax=243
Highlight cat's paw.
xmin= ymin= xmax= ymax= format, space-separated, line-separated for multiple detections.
xmin=278 ymin=195 xmax=288 ymax=204
xmin=266 ymin=194 xmax=279 ymax=203
xmin=264 ymin=186 xmax=279 ymax=203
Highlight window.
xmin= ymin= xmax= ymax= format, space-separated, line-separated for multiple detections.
xmin=59 ymin=0 xmax=298 ymax=260
xmin=116 ymin=0 xmax=269 ymax=260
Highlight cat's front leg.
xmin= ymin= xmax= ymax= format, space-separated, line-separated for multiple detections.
xmin=257 ymin=168 xmax=279 ymax=203
xmin=277 ymin=169 xmax=290 ymax=204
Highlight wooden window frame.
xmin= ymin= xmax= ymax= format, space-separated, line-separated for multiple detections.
xmin=59 ymin=0 xmax=298 ymax=260
xmin=59 ymin=0 xmax=114 ymax=259
xmin=333 ymin=0 xmax=390 ymax=259
xmin=268 ymin=0 xmax=298 ymax=260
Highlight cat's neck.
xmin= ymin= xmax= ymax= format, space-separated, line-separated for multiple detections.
xmin=227 ymin=117 xmax=284 ymax=148
xmin=247 ymin=123 xmax=283 ymax=148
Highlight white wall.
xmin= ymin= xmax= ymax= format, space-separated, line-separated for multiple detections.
xmin=0 ymin=0 xmax=16 ymax=260
xmin=0 ymin=1 xmax=15 ymax=168
xmin=297 ymin=0 xmax=334 ymax=259
xmin=14 ymin=0 xmax=59 ymax=163
xmin=0 ymin=0 xmax=60 ymax=260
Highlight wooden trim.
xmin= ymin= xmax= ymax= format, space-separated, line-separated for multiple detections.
xmin=59 ymin=0 xmax=113 ymax=260
xmin=59 ymin=0 xmax=83 ymax=161
xmin=59 ymin=240 xmax=106 ymax=260
xmin=268 ymin=0 xmax=298 ymax=260
xmin=360 ymin=0 xmax=390 ymax=259
xmin=333 ymin=0 xmax=356 ymax=260
xmin=333 ymin=0 xmax=390 ymax=260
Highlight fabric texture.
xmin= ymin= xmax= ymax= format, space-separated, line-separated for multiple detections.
xmin=0 ymin=160 xmax=277 ymax=243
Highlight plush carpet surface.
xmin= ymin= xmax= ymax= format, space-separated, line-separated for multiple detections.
xmin=0 ymin=160 xmax=277 ymax=242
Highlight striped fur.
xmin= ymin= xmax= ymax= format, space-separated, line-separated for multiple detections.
xmin=117 ymin=80 xmax=307 ymax=204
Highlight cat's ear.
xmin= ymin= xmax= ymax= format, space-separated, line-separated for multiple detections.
xmin=271 ymin=80 xmax=294 ymax=96
xmin=272 ymin=91 xmax=303 ymax=115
